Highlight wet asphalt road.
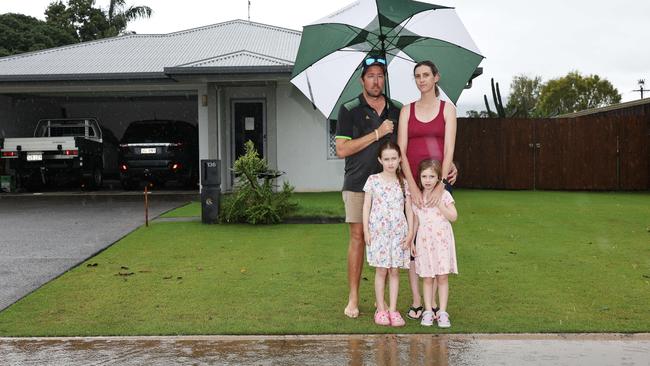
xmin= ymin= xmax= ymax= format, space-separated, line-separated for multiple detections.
xmin=0 ymin=191 xmax=196 ymax=311
xmin=1 ymin=334 xmax=649 ymax=366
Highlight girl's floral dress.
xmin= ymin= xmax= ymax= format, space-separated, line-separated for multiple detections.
xmin=363 ymin=174 xmax=410 ymax=269
xmin=413 ymin=190 xmax=458 ymax=277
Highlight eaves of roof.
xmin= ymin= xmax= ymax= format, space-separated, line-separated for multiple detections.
xmin=164 ymin=65 xmax=293 ymax=75
xmin=0 ymin=72 xmax=168 ymax=82
xmin=0 ymin=65 xmax=294 ymax=83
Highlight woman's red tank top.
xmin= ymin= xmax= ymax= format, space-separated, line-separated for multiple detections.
xmin=406 ymin=100 xmax=446 ymax=178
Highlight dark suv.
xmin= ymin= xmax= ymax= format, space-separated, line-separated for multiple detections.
xmin=119 ymin=120 xmax=198 ymax=189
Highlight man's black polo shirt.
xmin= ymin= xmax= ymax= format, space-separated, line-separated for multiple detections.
xmin=335 ymin=94 xmax=401 ymax=192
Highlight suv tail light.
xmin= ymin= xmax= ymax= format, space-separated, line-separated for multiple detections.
xmin=120 ymin=163 xmax=128 ymax=173
xmin=64 ymin=150 xmax=78 ymax=156
xmin=1 ymin=151 xmax=17 ymax=157
xmin=170 ymin=162 xmax=182 ymax=172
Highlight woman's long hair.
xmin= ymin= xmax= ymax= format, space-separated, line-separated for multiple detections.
xmin=378 ymin=141 xmax=406 ymax=196
xmin=414 ymin=60 xmax=440 ymax=97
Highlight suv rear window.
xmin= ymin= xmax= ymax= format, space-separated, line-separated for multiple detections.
xmin=122 ymin=123 xmax=178 ymax=143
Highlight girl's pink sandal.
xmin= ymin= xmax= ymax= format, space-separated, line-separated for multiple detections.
xmin=388 ymin=311 xmax=405 ymax=327
xmin=374 ymin=310 xmax=390 ymax=326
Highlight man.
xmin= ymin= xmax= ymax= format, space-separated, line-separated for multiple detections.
xmin=335 ymin=55 xmax=401 ymax=318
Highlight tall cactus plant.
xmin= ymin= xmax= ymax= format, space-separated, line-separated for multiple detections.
xmin=483 ymin=95 xmax=493 ymax=117
xmin=484 ymin=78 xmax=506 ymax=118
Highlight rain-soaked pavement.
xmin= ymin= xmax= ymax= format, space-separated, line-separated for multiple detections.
xmin=1 ymin=334 xmax=649 ymax=365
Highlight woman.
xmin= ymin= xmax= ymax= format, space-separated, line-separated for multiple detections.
xmin=397 ymin=60 xmax=458 ymax=320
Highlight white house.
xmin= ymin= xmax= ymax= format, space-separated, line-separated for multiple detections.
xmin=0 ymin=20 xmax=345 ymax=191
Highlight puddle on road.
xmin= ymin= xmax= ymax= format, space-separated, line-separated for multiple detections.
xmin=1 ymin=334 xmax=649 ymax=365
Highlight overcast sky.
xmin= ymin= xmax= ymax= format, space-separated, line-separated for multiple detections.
xmin=2 ymin=0 xmax=649 ymax=115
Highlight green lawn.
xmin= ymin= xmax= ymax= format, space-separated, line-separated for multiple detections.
xmin=161 ymin=192 xmax=344 ymax=219
xmin=1 ymin=190 xmax=649 ymax=336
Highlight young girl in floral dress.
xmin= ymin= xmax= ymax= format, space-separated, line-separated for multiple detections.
xmin=362 ymin=141 xmax=414 ymax=327
xmin=412 ymin=159 xmax=458 ymax=328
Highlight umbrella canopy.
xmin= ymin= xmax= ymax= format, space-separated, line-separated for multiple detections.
xmin=290 ymin=0 xmax=484 ymax=120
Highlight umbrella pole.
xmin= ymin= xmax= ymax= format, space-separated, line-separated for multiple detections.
xmin=381 ymin=46 xmax=390 ymax=100
xmin=385 ymin=74 xmax=390 ymax=99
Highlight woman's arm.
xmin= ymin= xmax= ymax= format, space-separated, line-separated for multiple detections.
xmin=410 ymin=214 xmax=419 ymax=257
xmin=426 ymin=102 xmax=458 ymax=207
xmin=397 ymin=105 xmax=423 ymax=207
xmin=442 ymin=102 xmax=457 ymax=184
xmin=403 ymin=195 xmax=414 ymax=250
xmin=362 ymin=192 xmax=372 ymax=246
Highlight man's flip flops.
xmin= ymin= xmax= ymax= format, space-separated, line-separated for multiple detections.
xmin=406 ymin=305 xmax=423 ymax=320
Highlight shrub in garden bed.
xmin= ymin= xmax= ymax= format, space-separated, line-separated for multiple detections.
xmin=220 ymin=141 xmax=297 ymax=224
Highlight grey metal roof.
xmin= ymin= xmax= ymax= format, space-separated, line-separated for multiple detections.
xmin=176 ymin=50 xmax=293 ymax=68
xmin=0 ymin=20 xmax=300 ymax=81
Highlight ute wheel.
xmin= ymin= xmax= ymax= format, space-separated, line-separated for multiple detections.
xmin=91 ymin=167 xmax=103 ymax=189
xmin=83 ymin=167 xmax=103 ymax=190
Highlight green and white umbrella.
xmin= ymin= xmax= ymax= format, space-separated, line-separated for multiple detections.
xmin=290 ymin=0 xmax=484 ymax=120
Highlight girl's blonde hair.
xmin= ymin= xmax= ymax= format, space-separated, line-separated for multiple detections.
xmin=416 ymin=159 xmax=442 ymax=190
xmin=378 ymin=141 xmax=405 ymax=196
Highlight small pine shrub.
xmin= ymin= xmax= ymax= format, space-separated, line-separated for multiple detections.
xmin=220 ymin=141 xmax=297 ymax=224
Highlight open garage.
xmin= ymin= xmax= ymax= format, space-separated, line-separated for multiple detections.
xmin=0 ymin=90 xmax=198 ymax=190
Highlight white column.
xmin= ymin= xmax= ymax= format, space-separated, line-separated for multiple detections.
xmin=198 ymin=84 xmax=210 ymax=162
xmin=198 ymin=83 xmax=220 ymax=191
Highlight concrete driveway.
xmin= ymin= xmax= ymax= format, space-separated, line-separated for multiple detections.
xmin=0 ymin=192 xmax=196 ymax=311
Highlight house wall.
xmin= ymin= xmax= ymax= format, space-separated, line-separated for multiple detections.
xmin=275 ymin=81 xmax=345 ymax=192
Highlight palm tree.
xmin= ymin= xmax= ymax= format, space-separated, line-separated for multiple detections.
xmin=107 ymin=0 xmax=152 ymax=36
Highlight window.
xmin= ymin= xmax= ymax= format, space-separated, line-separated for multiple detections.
xmin=327 ymin=119 xmax=339 ymax=159
xmin=49 ymin=126 xmax=85 ymax=137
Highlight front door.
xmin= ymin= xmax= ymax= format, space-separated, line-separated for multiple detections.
xmin=232 ymin=99 xmax=265 ymax=165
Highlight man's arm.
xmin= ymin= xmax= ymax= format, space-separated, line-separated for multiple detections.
xmin=334 ymin=102 xmax=394 ymax=158
xmin=336 ymin=132 xmax=377 ymax=158
xmin=335 ymin=120 xmax=395 ymax=158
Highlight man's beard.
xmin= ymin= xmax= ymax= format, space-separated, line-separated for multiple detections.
xmin=365 ymin=87 xmax=383 ymax=97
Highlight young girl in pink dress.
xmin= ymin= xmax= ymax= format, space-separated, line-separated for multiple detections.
xmin=412 ymin=159 xmax=458 ymax=328
xmin=362 ymin=141 xmax=414 ymax=327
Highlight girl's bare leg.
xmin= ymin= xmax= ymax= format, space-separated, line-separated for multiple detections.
xmin=422 ymin=277 xmax=434 ymax=312
xmin=375 ymin=268 xmax=388 ymax=312
xmin=437 ymin=274 xmax=449 ymax=312
xmin=388 ymin=268 xmax=400 ymax=312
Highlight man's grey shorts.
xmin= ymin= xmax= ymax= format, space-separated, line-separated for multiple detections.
xmin=342 ymin=191 xmax=365 ymax=223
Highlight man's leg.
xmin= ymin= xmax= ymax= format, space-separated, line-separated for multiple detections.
xmin=345 ymin=223 xmax=364 ymax=318
xmin=407 ymin=263 xmax=422 ymax=318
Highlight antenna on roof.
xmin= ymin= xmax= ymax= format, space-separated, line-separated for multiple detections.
xmin=633 ymin=79 xmax=646 ymax=99
xmin=248 ymin=0 xmax=251 ymax=21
